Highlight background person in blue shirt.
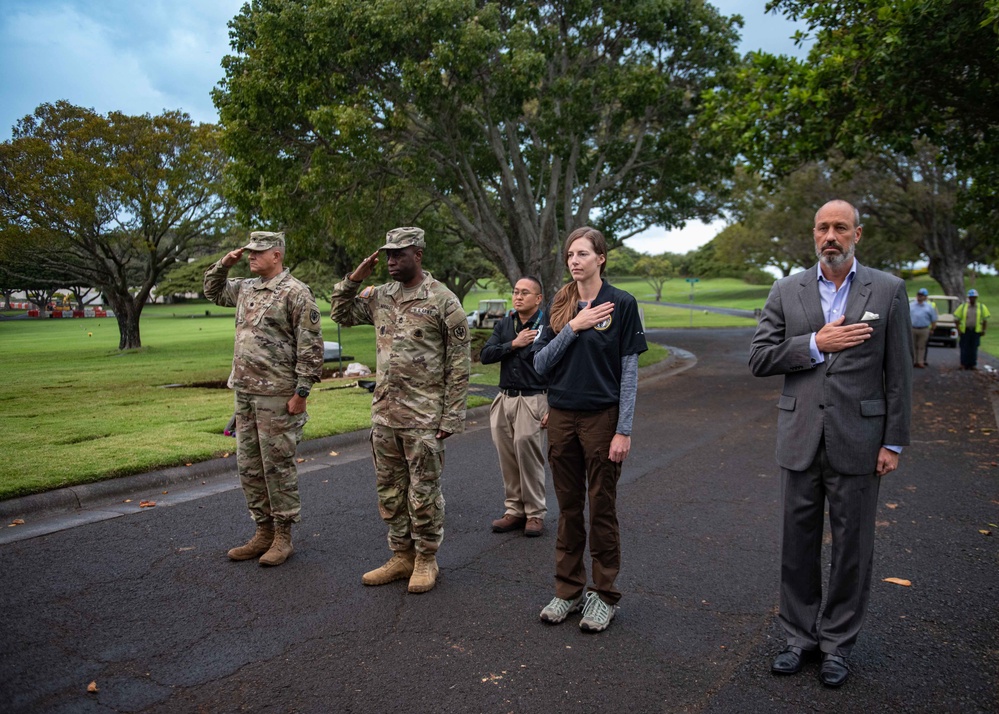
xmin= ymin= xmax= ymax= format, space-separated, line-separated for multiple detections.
xmin=908 ymin=288 xmax=937 ymax=368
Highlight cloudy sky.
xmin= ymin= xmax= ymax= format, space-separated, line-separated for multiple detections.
xmin=0 ymin=0 xmax=808 ymax=255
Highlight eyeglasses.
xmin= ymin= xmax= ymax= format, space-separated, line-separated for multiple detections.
xmin=512 ymin=290 xmax=537 ymax=297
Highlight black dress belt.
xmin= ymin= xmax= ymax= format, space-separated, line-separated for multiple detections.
xmin=502 ymin=388 xmax=546 ymax=397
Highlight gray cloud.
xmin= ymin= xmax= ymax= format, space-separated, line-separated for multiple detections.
xmin=0 ymin=0 xmax=243 ymax=138
xmin=0 ymin=0 xmax=808 ymax=145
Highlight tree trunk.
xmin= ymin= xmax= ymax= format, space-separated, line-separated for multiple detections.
xmin=921 ymin=221 xmax=967 ymax=299
xmin=105 ymin=295 xmax=143 ymax=350
xmin=927 ymin=256 xmax=966 ymax=299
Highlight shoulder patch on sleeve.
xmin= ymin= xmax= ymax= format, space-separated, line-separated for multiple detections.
xmin=309 ymin=308 xmax=321 ymax=327
xmin=445 ymin=306 xmax=470 ymax=343
xmin=359 ymin=286 xmax=375 ymax=299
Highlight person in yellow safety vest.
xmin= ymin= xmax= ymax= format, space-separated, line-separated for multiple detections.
xmin=953 ymin=289 xmax=990 ymax=370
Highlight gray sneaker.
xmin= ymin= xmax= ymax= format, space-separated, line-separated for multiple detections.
xmin=579 ymin=592 xmax=617 ymax=632
xmin=539 ymin=593 xmax=585 ymax=624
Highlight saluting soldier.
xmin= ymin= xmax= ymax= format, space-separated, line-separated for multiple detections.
xmin=204 ymin=231 xmax=324 ymax=566
xmin=330 ymin=227 xmax=470 ymax=594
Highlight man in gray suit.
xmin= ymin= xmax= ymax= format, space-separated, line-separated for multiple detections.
xmin=750 ymin=199 xmax=912 ymax=687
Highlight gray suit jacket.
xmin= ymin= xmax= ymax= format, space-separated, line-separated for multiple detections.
xmin=750 ymin=263 xmax=913 ymax=475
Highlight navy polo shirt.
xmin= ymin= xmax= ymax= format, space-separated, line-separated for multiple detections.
xmin=540 ymin=280 xmax=648 ymax=411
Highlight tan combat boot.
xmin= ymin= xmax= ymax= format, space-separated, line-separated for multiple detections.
xmin=227 ymin=523 xmax=274 ymax=561
xmin=407 ymin=552 xmax=439 ymax=594
xmin=258 ymin=523 xmax=294 ymax=566
xmin=362 ymin=549 xmax=416 ymax=585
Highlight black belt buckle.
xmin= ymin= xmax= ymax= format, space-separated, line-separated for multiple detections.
xmin=504 ymin=388 xmax=544 ymax=397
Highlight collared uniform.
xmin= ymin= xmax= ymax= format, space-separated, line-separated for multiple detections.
xmin=330 ymin=271 xmax=470 ymax=554
xmin=535 ymin=279 xmax=648 ymax=607
xmin=204 ymin=261 xmax=323 ymax=524
xmin=480 ymin=309 xmax=549 ymax=521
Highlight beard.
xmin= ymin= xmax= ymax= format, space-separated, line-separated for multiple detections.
xmin=816 ymin=241 xmax=855 ymax=268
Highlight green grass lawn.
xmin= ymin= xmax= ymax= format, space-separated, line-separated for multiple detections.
xmin=4 ymin=271 xmax=994 ymax=500
xmin=464 ymin=276 xmax=764 ymax=330
xmin=0 ymin=304 xmax=393 ymax=498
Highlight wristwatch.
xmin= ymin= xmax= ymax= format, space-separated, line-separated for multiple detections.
xmin=296 ymin=385 xmax=311 ymax=399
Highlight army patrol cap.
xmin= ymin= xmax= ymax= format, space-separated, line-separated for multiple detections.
xmin=378 ymin=227 xmax=425 ymax=251
xmin=244 ymin=231 xmax=286 ymax=251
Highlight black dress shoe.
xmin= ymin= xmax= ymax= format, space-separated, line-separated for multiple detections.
xmin=771 ymin=646 xmax=807 ymax=675
xmin=819 ymin=654 xmax=849 ymax=687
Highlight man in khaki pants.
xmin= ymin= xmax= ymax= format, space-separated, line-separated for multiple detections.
xmin=480 ymin=277 xmax=550 ymax=537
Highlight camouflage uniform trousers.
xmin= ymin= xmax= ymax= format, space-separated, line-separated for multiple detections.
xmin=370 ymin=425 xmax=446 ymax=555
xmin=235 ymin=391 xmax=307 ymax=525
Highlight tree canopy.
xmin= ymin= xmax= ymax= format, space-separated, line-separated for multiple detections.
xmin=214 ymin=0 xmax=742 ymax=295
xmin=707 ymin=0 xmax=999 ymax=221
xmin=0 ymin=102 xmax=229 ymax=349
xmin=633 ymin=253 xmax=674 ymax=302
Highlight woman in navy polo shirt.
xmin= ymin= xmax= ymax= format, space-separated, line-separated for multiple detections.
xmin=533 ymin=226 xmax=648 ymax=632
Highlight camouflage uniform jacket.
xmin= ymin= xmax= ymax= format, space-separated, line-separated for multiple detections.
xmin=330 ymin=271 xmax=470 ymax=433
xmin=204 ymin=260 xmax=324 ymax=396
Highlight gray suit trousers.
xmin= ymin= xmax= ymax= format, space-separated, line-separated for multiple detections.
xmin=779 ymin=440 xmax=881 ymax=657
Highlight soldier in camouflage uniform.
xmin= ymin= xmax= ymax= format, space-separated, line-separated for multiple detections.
xmin=204 ymin=231 xmax=324 ymax=567
xmin=330 ymin=227 xmax=470 ymax=593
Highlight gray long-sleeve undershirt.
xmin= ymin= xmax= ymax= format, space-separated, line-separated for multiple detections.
xmin=533 ymin=325 xmax=639 ymax=436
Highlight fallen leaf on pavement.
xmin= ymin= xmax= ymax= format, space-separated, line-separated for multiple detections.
xmin=297 ymin=458 xmax=305 ymax=463
xmin=87 ymin=681 xmax=98 ymax=693
xmin=123 ymin=499 xmax=132 ymax=503
xmin=885 ymin=503 xmax=898 ymax=509
xmin=162 ymin=491 xmax=168 ymax=494
xmin=10 ymin=519 xmax=24 ymax=526
xmin=329 ymin=451 xmax=338 ymax=456
xmin=980 ymin=530 xmax=993 ymax=536
xmin=883 ymin=577 xmax=911 ymax=587
xmin=139 ymin=500 xmax=156 ymax=508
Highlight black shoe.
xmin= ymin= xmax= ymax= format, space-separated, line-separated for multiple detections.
xmin=819 ymin=654 xmax=849 ymax=687
xmin=771 ymin=646 xmax=808 ymax=675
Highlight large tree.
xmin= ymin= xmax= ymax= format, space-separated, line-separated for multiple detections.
xmin=705 ymin=0 xmax=999 ymax=279
xmin=710 ymin=1 xmax=999 ymax=193
xmin=0 ymin=102 xmax=229 ymax=349
xmin=214 ymin=0 xmax=742 ymax=295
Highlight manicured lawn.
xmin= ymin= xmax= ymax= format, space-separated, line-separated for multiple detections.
xmin=0 ymin=304 xmax=389 ymax=499
xmin=464 ymin=276 xmax=764 ymax=330
xmin=4 ymin=271 xmax=991 ymax=499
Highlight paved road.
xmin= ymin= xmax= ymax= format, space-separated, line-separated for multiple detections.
xmin=1 ymin=330 xmax=997 ymax=713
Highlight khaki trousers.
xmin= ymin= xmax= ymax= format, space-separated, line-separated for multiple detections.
xmin=489 ymin=392 xmax=548 ymax=519
xmin=910 ymin=326 xmax=930 ymax=365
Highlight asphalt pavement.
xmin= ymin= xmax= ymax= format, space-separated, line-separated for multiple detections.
xmin=1 ymin=328 xmax=997 ymax=713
